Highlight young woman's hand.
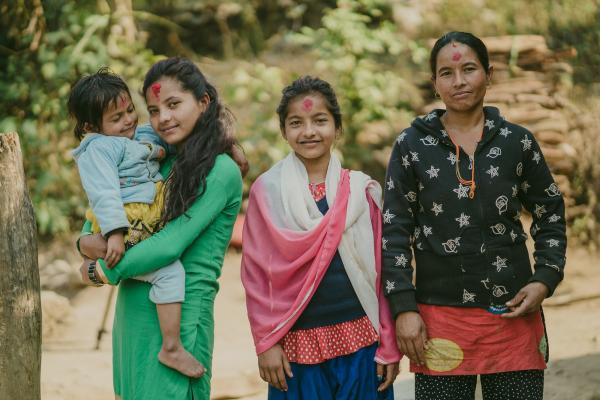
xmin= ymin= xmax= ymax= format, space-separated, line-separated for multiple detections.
xmin=502 ymin=282 xmax=549 ymax=318
xmin=395 ymin=311 xmax=428 ymax=366
xmin=78 ymin=257 xmax=108 ymax=285
xmin=257 ymin=344 xmax=293 ymax=392
xmin=105 ymin=232 xmax=125 ymax=268
xmin=376 ymin=361 xmax=400 ymax=392
xmin=79 ymin=233 xmax=108 ymax=260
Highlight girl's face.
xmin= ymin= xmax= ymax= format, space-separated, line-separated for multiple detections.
xmin=97 ymin=92 xmax=138 ymax=139
xmin=433 ymin=42 xmax=492 ymax=113
xmin=282 ymin=93 xmax=339 ymax=167
xmin=146 ymin=77 xmax=209 ymax=146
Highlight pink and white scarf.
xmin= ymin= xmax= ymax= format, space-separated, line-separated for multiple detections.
xmin=241 ymin=153 xmax=401 ymax=364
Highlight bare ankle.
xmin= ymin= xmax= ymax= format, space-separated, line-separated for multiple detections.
xmin=161 ymin=339 xmax=182 ymax=353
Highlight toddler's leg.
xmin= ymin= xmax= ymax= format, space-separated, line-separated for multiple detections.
xmin=156 ymin=302 xmax=204 ymax=378
xmin=134 ymin=261 xmax=204 ymax=378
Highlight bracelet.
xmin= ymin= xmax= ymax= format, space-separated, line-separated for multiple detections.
xmin=87 ymin=260 xmax=104 ymax=286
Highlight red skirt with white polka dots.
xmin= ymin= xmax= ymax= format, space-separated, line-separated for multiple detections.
xmin=281 ymin=316 xmax=379 ymax=364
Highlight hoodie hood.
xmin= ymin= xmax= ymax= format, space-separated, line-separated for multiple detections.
xmin=71 ymin=133 xmax=103 ymax=161
xmin=410 ymin=106 xmax=505 ymax=150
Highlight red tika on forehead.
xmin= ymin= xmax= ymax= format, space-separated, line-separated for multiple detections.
xmin=151 ymin=83 xmax=161 ymax=99
xmin=302 ymin=97 xmax=313 ymax=112
xmin=452 ymin=52 xmax=462 ymax=61
xmin=120 ymin=94 xmax=127 ymax=107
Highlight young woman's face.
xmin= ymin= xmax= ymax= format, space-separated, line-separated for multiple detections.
xmin=98 ymin=92 xmax=138 ymax=139
xmin=282 ymin=93 xmax=339 ymax=166
xmin=146 ymin=77 xmax=209 ymax=146
xmin=433 ymin=42 xmax=492 ymax=113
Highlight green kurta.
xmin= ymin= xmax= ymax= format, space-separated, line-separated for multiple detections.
xmin=97 ymin=154 xmax=242 ymax=400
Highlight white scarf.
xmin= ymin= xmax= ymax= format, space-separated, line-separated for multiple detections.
xmin=262 ymin=152 xmax=383 ymax=332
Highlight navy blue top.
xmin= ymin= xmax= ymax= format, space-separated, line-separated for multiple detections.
xmin=292 ymin=197 xmax=366 ymax=330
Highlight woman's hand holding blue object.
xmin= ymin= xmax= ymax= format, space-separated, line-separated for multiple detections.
xmin=502 ymin=282 xmax=549 ymax=319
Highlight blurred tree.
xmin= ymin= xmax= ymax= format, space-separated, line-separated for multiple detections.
xmin=133 ymin=0 xmax=336 ymax=58
xmin=291 ymin=0 xmax=427 ymax=180
xmin=0 ymin=133 xmax=41 ymax=400
xmin=0 ymin=0 xmax=157 ymax=238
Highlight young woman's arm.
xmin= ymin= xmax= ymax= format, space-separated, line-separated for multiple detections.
xmin=77 ymin=220 xmax=107 ymax=260
xmin=99 ymin=156 xmax=242 ymax=284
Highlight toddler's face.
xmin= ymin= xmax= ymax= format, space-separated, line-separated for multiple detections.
xmin=100 ymin=92 xmax=138 ymax=139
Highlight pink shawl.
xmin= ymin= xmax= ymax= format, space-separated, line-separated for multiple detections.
xmin=241 ymin=154 xmax=401 ymax=364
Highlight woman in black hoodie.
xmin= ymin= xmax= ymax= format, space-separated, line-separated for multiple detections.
xmin=382 ymin=32 xmax=566 ymax=399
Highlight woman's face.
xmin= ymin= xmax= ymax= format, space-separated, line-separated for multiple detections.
xmin=433 ymin=41 xmax=492 ymax=113
xmin=146 ymin=77 xmax=209 ymax=146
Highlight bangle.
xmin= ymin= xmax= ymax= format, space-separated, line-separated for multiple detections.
xmin=87 ymin=260 xmax=104 ymax=286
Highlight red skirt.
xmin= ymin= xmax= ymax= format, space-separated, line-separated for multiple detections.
xmin=411 ymin=304 xmax=547 ymax=375
xmin=282 ymin=316 xmax=379 ymax=364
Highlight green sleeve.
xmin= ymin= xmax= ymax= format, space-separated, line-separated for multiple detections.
xmin=100 ymin=157 xmax=241 ymax=284
xmin=76 ymin=220 xmax=94 ymax=255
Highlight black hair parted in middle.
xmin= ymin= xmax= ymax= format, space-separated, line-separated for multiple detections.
xmin=276 ymin=76 xmax=343 ymax=134
xmin=430 ymin=31 xmax=491 ymax=79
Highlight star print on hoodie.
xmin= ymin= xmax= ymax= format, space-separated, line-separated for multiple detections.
xmin=382 ymin=107 xmax=566 ymax=316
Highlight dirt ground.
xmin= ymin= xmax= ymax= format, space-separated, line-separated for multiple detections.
xmin=41 ymin=247 xmax=600 ymax=400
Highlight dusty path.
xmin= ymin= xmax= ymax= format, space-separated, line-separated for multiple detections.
xmin=42 ymin=248 xmax=600 ymax=399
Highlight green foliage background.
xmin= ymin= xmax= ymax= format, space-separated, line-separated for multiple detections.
xmin=1 ymin=0 xmax=599 ymax=241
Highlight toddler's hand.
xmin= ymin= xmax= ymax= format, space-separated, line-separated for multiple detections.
xmin=105 ymin=232 xmax=125 ymax=269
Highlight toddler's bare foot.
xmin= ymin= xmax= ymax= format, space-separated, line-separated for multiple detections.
xmin=158 ymin=345 xmax=205 ymax=378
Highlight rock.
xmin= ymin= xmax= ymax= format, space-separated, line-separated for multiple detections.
xmin=41 ymin=290 xmax=72 ymax=340
xmin=40 ymin=259 xmax=83 ymax=291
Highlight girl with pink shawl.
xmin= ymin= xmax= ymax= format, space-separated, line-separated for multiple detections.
xmin=241 ymin=76 xmax=401 ymax=399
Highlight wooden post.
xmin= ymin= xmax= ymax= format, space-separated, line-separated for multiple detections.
xmin=0 ymin=132 xmax=41 ymax=400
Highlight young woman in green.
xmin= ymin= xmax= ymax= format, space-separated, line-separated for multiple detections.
xmin=78 ymin=57 xmax=245 ymax=400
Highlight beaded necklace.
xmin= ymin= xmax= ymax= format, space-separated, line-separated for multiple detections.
xmin=446 ymin=130 xmax=483 ymax=199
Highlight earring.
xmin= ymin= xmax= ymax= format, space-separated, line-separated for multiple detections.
xmin=434 ymin=91 xmax=440 ymax=99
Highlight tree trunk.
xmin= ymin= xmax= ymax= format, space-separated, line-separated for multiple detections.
xmin=108 ymin=0 xmax=137 ymax=44
xmin=0 ymin=132 xmax=41 ymax=400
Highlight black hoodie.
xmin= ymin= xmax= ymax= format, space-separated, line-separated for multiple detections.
xmin=382 ymin=106 xmax=566 ymax=316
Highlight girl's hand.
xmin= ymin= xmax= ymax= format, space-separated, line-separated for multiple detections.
xmin=257 ymin=344 xmax=293 ymax=392
xmin=105 ymin=232 xmax=125 ymax=269
xmin=502 ymin=282 xmax=549 ymax=318
xmin=79 ymin=233 xmax=108 ymax=260
xmin=376 ymin=361 xmax=400 ymax=392
xmin=395 ymin=311 xmax=428 ymax=366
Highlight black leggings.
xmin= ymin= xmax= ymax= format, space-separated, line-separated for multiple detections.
xmin=415 ymin=369 xmax=544 ymax=400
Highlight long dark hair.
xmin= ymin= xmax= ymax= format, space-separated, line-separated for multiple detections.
xmin=430 ymin=31 xmax=490 ymax=79
xmin=68 ymin=67 xmax=132 ymax=140
xmin=276 ymin=75 xmax=343 ymax=134
xmin=143 ymin=57 xmax=235 ymax=224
